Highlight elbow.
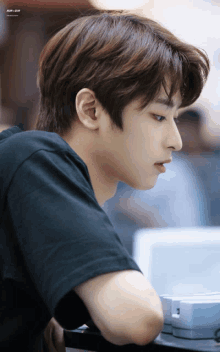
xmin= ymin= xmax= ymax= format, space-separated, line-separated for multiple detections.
xmin=101 ymin=311 xmax=164 ymax=347
xmin=133 ymin=312 xmax=164 ymax=346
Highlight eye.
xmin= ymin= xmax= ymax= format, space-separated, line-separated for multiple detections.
xmin=174 ymin=117 xmax=180 ymax=125
xmin=153 ymin=114 xmax=180 ymax=124
xmin=153 ymin=114 xmax=166 ymax=122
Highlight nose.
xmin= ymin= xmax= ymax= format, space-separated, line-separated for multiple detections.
xmin=165 ymin=121 xmax=183 ymax=151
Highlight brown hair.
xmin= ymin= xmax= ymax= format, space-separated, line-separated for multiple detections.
xmin=34 ymin=11 xmax=210 ymax=135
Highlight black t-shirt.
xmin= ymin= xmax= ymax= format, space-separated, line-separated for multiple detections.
xmin=0 ymin=126 xmax=142 ymax=351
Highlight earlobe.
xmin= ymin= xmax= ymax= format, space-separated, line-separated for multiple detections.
xmin=75 ymin=89 xmax=99 ymax=130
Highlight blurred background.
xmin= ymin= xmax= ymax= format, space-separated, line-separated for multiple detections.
xmin=0 ymin=0 xmax=220 ymax=257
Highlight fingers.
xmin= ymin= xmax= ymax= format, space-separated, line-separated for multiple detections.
xmin=51 ymin=318 xmax=65 ymax=352
xmin=44 ymin=318 xmax=65 ymax=352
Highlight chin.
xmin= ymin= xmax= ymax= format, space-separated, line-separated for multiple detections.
xmin=137 ymin=184 xmax=156 ymax=191
xmin=127 ymin=176 xmax=158 ymax=191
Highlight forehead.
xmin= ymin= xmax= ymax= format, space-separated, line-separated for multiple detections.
xmin=155 ymin=79 xmax=182 ymax=108
xmin=152 ymin=79 xmax=182 ymax=107
xmin=153 ymin=91 xmax=182 ymax=110
xmin=123 ymin=83 xmax=182 ymax=115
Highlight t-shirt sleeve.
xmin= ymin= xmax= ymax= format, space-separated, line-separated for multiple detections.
xmin=7 ymin=148 xmax=143 ymax=329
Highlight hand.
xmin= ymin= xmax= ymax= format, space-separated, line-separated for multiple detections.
xmin=43 ymin=317 xmax=65 ymax=352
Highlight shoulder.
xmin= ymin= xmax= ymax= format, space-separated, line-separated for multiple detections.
xmin=1 ymin=129 xmax=92 ymax=203
xmin=1 ymin=129 xmax=68 ymax=155
xmin=0 ymin=129 xmax=70 ymax=170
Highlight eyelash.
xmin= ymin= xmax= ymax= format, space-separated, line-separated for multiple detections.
xmin=154 ymin=115 xmax=180 ymax=124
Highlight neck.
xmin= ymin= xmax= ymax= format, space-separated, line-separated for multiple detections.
xmin=61 ymin=128 xmax=118 ymax=206
xmin=85 ymin=160 xmax=118 ymax=205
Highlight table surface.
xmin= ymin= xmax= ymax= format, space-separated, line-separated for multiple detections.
xmin=64 ymin=326 xmax=220 ymax=352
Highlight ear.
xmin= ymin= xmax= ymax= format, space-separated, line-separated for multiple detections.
xmin=75 ymin=88 xmax=100 ymax=130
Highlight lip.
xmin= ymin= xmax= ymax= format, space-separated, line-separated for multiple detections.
xmin=154 ymin=158 xmax=172 ymax=173
xmin=154 ymin=163 xmax=166 ymax=173
xmin=155 ymin=158 xmax=172 ymax=164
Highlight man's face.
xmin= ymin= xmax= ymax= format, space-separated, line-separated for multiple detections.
xmin=98 ymin=88 xmax=183 ymax=190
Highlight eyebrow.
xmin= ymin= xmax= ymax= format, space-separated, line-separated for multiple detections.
xmin=154 ymin=97 xmax=176 ymax=109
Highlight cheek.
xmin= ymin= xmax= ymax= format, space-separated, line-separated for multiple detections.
xmin=122 ymin=137 xmax=146 ymax=167
xmin=125 ymin=123 xmax=146 ymax=147
xmin=151 ymin=133 xmax=162 ymax=152
xmin=127 ymin=125 xmax=157 ymax=161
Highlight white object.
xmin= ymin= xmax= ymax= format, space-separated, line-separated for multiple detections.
xmin=133 ymin=227 xmax=220 ymax=296
xmin=160 ymin=293 xmax=220 ymax=337
xmin=172 ymin=298 xmax=220 ymax=339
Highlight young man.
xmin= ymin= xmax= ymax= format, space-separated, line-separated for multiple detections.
xmin=0 ymin=11 xmax=209 ymax=352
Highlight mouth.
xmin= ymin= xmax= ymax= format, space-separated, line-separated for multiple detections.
xmin=154 ymin=159 xmax=172 ymax=173
xmin=154 ymin=163 xmax=166 ymax=173
xmin=155 ymin=159 xmax=172 ymax=164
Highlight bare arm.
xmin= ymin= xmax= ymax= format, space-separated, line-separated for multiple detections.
xmin=73 ymin=270 xmax=164 ymax=346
